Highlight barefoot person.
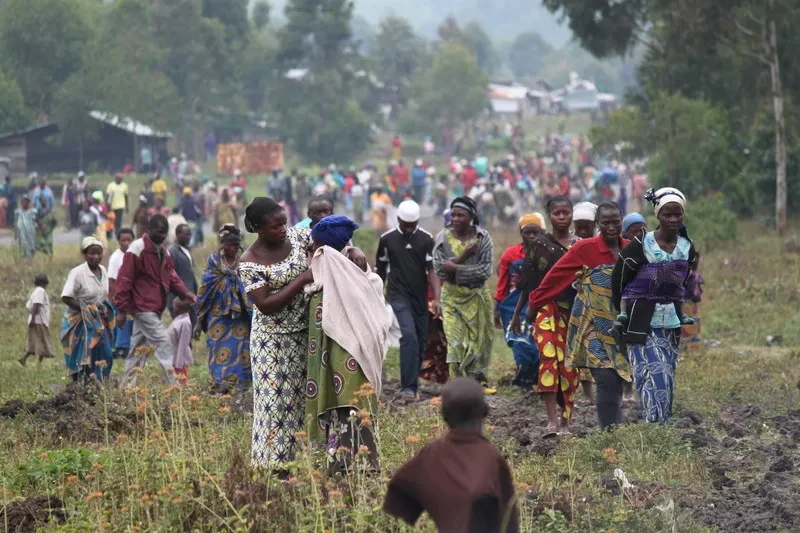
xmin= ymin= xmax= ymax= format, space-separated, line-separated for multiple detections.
xmin=613 ymin=188 xmax=696 ymax=423
xmin=433 ymin=197 xmax=495 ymax=393
xmin=494 ymin=213 xmax=545 ymax=391
xmin=305 ymin=215 xmax=391 ymax=474
xmin=60 ymin=238 xmax=116 ymax=383
xmin=511 ymin=196 xmax=579 ymax=435
xmin=239 ymin=198 xmax=367 ymax=469
xmin=20 ymin=274 xmax=56 ymax=366
xmin=527 ymin=203 xmax=631 ymax=430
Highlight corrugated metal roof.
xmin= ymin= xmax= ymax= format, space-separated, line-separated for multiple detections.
xmin=0 ymin=123 xmax=59 ymax=141
xmin=89 ymin=111 xmax=172 ymax=138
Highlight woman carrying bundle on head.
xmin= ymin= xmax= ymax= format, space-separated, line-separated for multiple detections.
xmin=433 ymin=197 xmax=495 ymax=394
xmin=613 ymin=188 xmax=697 ymax=424
xmin=196 ymin=224 xmax=253 ymax=390
xmin=304 ymin=215 xmax=393 ymax=474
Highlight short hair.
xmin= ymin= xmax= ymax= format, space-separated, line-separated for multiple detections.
xmin=116 ymin=227 xmax=135 ymax=240
xmin=175 ymin=223 xmax=190 ymax=234
xmin=149 ymin=214 xmax=168 ymax=231
xmin=596 ymin=201 xmax=622 ymax=222
xmin=440 ymin=378 xmax=488 ymax=429
xmin=34 ymin=273 xmax=49 ymax=286
xmin=244 ymin=197 xmax=283 ymax=233
xmin=546 ymin=195 xmax=572 ymax=215
xmin=308 ymin=195 xmax=333 ymax=211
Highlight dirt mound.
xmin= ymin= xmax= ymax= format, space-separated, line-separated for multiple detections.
xmin=0 ymin=384 xmax=136 ymax=443
xmin=1 ymin=496 xmax=67 ymax=533
xmin=678 ymin=404 xmax=800 ymax=532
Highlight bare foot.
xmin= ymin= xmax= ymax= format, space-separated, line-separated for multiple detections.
xmin=18 ymin=357 xmax=26 ymax=367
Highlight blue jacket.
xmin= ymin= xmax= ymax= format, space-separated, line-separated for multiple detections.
xmin=412 ymin=167 xmax=426 ymax=187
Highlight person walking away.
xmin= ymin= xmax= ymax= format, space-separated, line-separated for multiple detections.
xmin=351 ymin=176 xmax=365 ymax=223
xmin=191 ymin=182 xmax=206 ymax=247
xmin=433 ymin=197 xmax=495 ymax=393
xmin=166 ymin=207 xmax=187 ymax=247
xmin=239 ymin=197 xmax=367 ymax=469
xmin=342 ymin=168 xmax=355 ymax=212
xmin=168 ymin=297 xmax=194 ymax=384
xmin=196 ymin=224 xmax=253 ymax=389
xmin=205 ymin=133 xmax=217 ymax=162
xmin=612 ymin=187 xmax=696 ymax=424
xmin=33 ymin=177 xmax=56 ymax=257
xmin=412 ymin=160 xmax=426 ymax=204
xmin=527 ymin=203 xmax=631 ymax=430
xmin=132 ymin=195 xmax=150 ymax=238
xmin=306 ymin=215 xmax=390 ymax=474
xmin=60 ymin=238 xmax=116 ymax=383
xmin=494 ymin=214 xmax=545 ymax=391
xmin=179 ymin=187 xmax=200 ymax=247
xmin=383 ymin=378 xmax=519 ymax=533
xmin=61 ymin=177 xmax=74 ymax=230
xmin=392 ymin=161 xmax=410 ymax=205
xmin=376 ymin=200 xmax=440 ymax=398
xmin=391 ymin=134 xmax=403 ymax=161
xmin=511 ymin=196 xmax=578 ymax=435
xmin=114 ymin=215 xmax=196 ymax=386
xmin=106 ymin=173 xmax=129 ymax=237
xmin=15 ymin=195 xmax=36 ymax=260
xmin=20 ymin=273 xmax=56 ymax=366
xmin=108 ymin=228 xmax=135 ymax=359
xmin=168 ymin=224 xmax=198 ymax=328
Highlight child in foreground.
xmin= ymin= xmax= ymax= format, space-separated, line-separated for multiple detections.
xmin=168 ymin=298 xmax=194 ymax=384
xmin=383 ymin=378 xmax=519 ymax=533
xmin=20 ymin=274 xmax=56 ymax=366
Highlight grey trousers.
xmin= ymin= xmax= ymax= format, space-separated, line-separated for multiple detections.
xmin=123 ymin=312 xmax=176 ymax=386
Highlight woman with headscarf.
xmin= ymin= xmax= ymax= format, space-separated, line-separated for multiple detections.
xmin=511 ymin=196 xmax=579 ymax=435
xmin=240 ymin=198 xmax=367 ymax=469
xmin=526 ymin=203 xmax=631 ymax=431
xmin=433 ymin=197 xmax=495 ymax=392
xmin=494 ymin=213 xmax=545 ymax=391
xmin=612 ymin=187 xmax=696 ymax=423
xmin=60 ymin=237 xmax=116 ymax=383
xmin=305 ymin=215 xmax=390 ymax=474
xmin=196 ymin=224 xmax=253 ymax=390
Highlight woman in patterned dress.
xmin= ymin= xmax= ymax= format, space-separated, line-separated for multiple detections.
xmin=196 ymin=224 xmax=253 ymax=390
xmin=432 ymin=197 xmax=495 ymax=392
xmin=239 ymin=198 xmax=366 ymax=469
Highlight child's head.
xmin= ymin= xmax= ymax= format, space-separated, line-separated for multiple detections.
xmin=172 ymin=297 xmax=192 ymax=317
xmin=33 ymin=273 xmax=49 ymax=288
xmin=440 ymin=378 xmax=489 ymax=431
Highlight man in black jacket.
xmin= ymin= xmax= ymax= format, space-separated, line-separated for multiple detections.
xmin=168 ymin=224 xmax=198 ymax=328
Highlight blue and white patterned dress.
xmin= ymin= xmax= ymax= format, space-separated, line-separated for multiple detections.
xmin=240 ymin=227 xmax=312 ymax=467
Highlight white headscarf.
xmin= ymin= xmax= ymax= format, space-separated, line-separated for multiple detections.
xmin=573 ymin=202 xmax=598 ymax=221
xmin=647 ymin=187 xmax=686 ymax=216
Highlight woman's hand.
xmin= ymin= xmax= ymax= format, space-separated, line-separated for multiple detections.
xmin=494 ymin=310 xmax=503 ymax=330
xmin=431 ymin=299 xmax=442 ymax=319
xmin=193 ymin=325 xmax=202 ymax=341
xmin=525 ymin=306 xmax=537 ymax=326
xmin=510 ymin=313 xmax=522 ymax=335
xmin=299 ymin=269 xmax=315 ymax=285
xmin=346 ymin=247 xmax=368 ymax=272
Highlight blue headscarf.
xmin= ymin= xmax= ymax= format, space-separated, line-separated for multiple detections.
xmin=622 ymin=212 xmax=646 ymax=233
xmin=311 ymin=215 xmax=359 ymax=251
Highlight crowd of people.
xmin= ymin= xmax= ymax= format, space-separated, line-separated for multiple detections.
xmin=9 ymin=131 xmax=707 ymax=532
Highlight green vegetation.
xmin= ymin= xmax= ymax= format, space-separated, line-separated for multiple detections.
xmin=0 ymin=221 xmax=799 ymax=531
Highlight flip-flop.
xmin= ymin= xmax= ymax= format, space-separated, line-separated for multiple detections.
xmin=543 ymin=427 xmax=558 ymax=439
xmin=483 ymin=387 xmax=498 ymax=396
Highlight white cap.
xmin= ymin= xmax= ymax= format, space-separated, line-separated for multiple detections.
xmin=415 ymin=159 xmax=423 ymax=166
xmin=77 ymin=171 xmax=85 ymax=178
xmin=397 ymin=200 xmax=421 ymax=223
xmin=573 ymin=202 xmax=598 ymax=221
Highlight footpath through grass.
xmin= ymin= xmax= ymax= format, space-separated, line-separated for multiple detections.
xmin=1 ymin=221 xmax=799 ymax=532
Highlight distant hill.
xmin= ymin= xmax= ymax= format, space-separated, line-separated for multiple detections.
xmin=265 ymin=0 xmax=572 ymax=47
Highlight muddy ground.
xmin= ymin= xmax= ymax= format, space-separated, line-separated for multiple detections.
xmin=0 ymin=496 xmax=67 ymax=533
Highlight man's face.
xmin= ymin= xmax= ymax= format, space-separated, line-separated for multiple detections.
xmin=119 ymin=233 xmax=134 ymax=252
xmin=398 ymin=219 xmax=418 ymax=236
xmin=176 ymin=226 xmax=192 ymax=247
xmin=309 ymin=202 xmax=333 ymax=227
xmin=149 ymin=225 xmax=168 ymax=245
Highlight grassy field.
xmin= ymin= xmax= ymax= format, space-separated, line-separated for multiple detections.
xmin=1 ymin=220 xmax=799 ymax=532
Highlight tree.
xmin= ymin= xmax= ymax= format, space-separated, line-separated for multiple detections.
xmin=373 ymin=16 xmax=427 ymax=118
xmin=406 ymin=43 xmax=489 ymax=131
xmin=507 ymin=31 xmax=552 ymax=79
xmin=0 ymin=69 xmax=31 ymax=133
xmin=0 ymin=0 xmax=91 ymax=121
xmin=252 ymin=1 xmax=271 ymax=31
xmin=202 ymin=0 xmax=250 ymax=50
xmin=275 ymin=0 xmax=355 ymax=71
xmin=463 ymin=21 xmax=497 ymax=73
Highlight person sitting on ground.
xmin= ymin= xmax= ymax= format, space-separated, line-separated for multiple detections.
xmin=168 ymin=297 xmax=194 ymax=385
xmin=383 ymin=378 xmax=519 ymax=533
xmin=20 ymin=273 xmax=56 ymax=367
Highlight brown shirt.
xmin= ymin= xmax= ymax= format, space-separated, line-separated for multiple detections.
xmin=383 ymin=430 xmax=519 ymax=533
